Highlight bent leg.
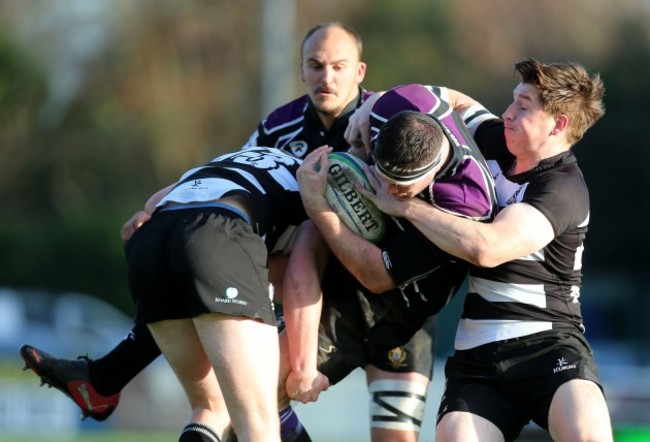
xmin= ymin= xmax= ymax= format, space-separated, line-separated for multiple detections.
xmin=548 ymin=379 xmax=613 ymax=442
xmin=90 ymin=323 xmax=161 ymax=395
xmin=436 ymin=411 xmax=505 ymax=442
xmin=195 ymin=313 xmax=281 ymax=442
xmin=148 ymin=319 xmax=230 ymax=439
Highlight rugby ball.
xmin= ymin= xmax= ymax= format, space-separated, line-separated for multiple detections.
xmin=325 ymin=152 xmax=386 ymax=243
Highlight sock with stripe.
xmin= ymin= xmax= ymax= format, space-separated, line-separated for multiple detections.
xmin=280 ymin=406 xmax=311 ymax=442
xmin=179 ymin=422 xmax=221 ymax=442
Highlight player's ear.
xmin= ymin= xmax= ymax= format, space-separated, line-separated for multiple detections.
xmin=551 ymin=114 xmax=569 ymax=135
xmin=356 ymin=62 xmax=367 ymax=83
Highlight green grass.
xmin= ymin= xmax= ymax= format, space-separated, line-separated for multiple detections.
xmin=615 ymin=426 xmax=650 ymax=442
xmin=0 ymin=432 xmax=178 ymax=442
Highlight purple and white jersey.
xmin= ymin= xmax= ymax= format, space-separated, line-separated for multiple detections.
xmin=366 ymin=84 xmax=497 ymax=300
xmin=242 ymin=88 xmax=373 ymax=158
xmin=370 ymin=84 xmax=496 ymax=222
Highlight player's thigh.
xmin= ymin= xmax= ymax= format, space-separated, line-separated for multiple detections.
xmin=147 ymin=319 xmax=225 ymax=412
xmin=548 ymin=379 xmax=613 ymax=442
xmin=366 ymin=366 xmax=429 ymax=442
xmin=436 ymin=411 xmax=505 ymax=442
xmin=195 ymin=314 xmax=280 ymax=410
xmin=366 ymin=364 xmax=430 ymax=388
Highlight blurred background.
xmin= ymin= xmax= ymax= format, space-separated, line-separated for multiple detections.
xmin=1 ymin=0 xmax=649 ymax=440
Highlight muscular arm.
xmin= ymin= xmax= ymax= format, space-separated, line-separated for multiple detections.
xmin=282 ymin=220 xmax=330 ymax=402
xmin=397 ymin=197 xmax=555 ymax=267
xmin=307 ymin=209 xmax=394 ymax=293
xmin=297 ymin=146 xmax=396 ymax=293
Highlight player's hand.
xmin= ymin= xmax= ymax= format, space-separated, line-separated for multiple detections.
xmin=121 ymin=210 xmax=151 ymax=242
xmin=344 ymin=92 xmax=383 ymax=155
xmin=357 ymin=166 xmax=410 ymax=217
xmin=297 ymin=145 xmax=332 ymax=214
xmin=286 ymin=369 xmax=329 ymax=404
xmin=346 ymin=145 xmax=368 ymax=162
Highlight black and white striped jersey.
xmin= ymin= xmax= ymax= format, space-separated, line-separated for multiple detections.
xmin=456 ymin=107 xmax=589 ymax=350
xmin=156 ymin=146 xmax=307 ymax=251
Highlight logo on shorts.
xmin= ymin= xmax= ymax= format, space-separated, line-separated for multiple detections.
xmin=553 ymin=356 xmax=577 ymax=374
xmin=387 ymin=347 xmax=408 ymax=369
xmin=214 ymin=287 xmax=248 ymax=306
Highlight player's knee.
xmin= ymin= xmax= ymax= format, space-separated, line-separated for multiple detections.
xmin=550 ymin=419 xmax=613 ymax=442
xmin=368 ymin=379 xmax=428 ymax=433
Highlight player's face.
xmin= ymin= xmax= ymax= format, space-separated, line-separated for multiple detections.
xmin=381 ymin=170 xmax=435 ymax=200
xmin=301 ymin=27 xmax=366 ymax=127
xmin=502 ymin=83 xmax=558 ymax=157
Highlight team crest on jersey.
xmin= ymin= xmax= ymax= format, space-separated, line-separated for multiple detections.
xmin=387 ymin=346 xmax=408 ymax=369
xmin=288 ymin=140 xmax=309 ymax=158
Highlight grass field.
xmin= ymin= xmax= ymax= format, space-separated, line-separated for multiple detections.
xmin=0 ymin=432 xmax=178 ymax=442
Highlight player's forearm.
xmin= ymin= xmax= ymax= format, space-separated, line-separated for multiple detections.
xmin=285 ymin=295 xmax=322 ymax=375
xmin=283 ymin=242 xmax=323 ymax=375
xmin=283 ymin=222 xmax=329 ymax=374
xmin=309 ymin=210 xmax=395 ymax=293
xmin=401 ymin=198 xmax=485 ymax=265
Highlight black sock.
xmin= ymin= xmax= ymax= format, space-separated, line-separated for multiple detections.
xmin=279 ymin=406 xmax=311 ymax=442
xmin=179 ymin=422 xmax=221 ymax=442
xmin=88 ymin=323 xmax=161 ymax=396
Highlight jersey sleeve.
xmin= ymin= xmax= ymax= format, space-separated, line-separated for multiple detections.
xmin=459 ymin=102 xmax=499 ymax=137
xmin=523 ymin=167 xmax=589 ymax=236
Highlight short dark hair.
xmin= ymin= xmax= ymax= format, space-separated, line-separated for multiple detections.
xmin=373 ymin=111 xmax=445 ymax=183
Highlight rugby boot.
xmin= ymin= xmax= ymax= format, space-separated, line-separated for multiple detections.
xmin=19 ymin=344 xmax=120 ymax=421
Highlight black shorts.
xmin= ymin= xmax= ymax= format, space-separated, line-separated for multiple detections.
xmin=370 ymin=315 xmax=437 ymax=378
xmin=436 ymin=329 xmax=603 ymax=442
xmin=126 ymin=206 xmax=275 ymax=326
xmin=316 ymin=258 xmax=464 ymax=385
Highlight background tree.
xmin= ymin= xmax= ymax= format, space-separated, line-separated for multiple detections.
xmin=0 ymin=0 xmax=648 ymax=348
